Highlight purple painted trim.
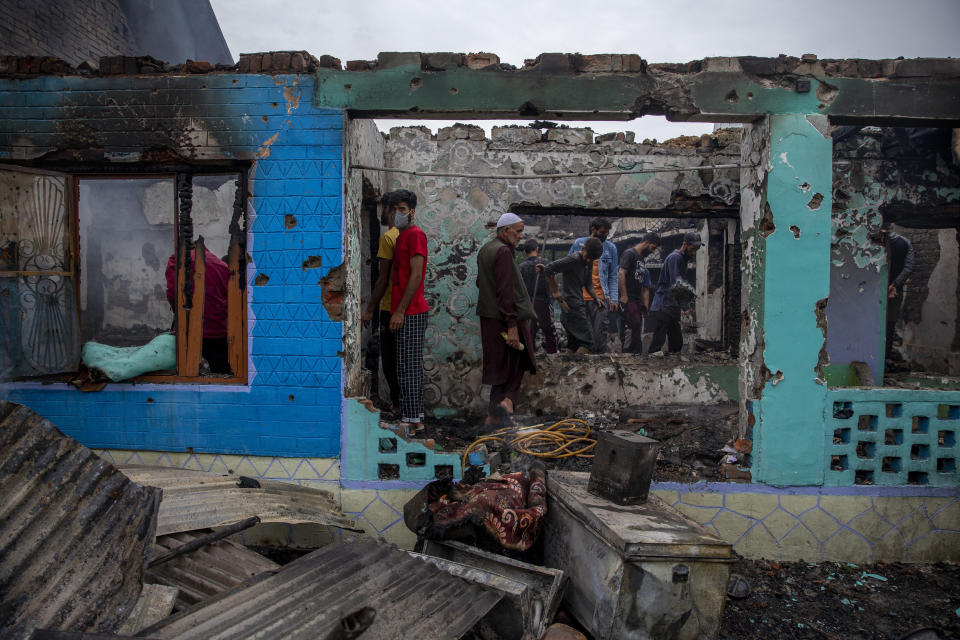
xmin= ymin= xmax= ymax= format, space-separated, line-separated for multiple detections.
xmin=1 ymin=381 xmax=252 ymax=393
xmin=652 ymin=481 xmax=959 ymax=498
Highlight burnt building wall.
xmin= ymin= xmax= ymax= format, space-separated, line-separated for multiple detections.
xmin=0 ymin=0 xmax=232 ymax=67
xmin=0 ymin=62 xmax=344 ymax=458
xmin=377 ymin=124 xmax=740 ymax=415
xmin=0 ymin=0 xmax=138 ymax=65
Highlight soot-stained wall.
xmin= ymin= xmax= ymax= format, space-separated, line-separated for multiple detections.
xmin=0 ymin=69 xmax=345 ymax=458
xmin=378 ymin=124 xmax=739 ymax=414
xmin=826 ymin=127 xmax=960 ymax=381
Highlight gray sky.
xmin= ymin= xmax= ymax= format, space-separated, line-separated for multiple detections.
xmin=210 ymin=0 xmax=960 ymax=140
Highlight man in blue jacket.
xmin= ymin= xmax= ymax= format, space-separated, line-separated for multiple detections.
xmin=569 ymin=217 xmax=618 ymax=353
xmin=649 ymin=232 xmax=701 ymax=355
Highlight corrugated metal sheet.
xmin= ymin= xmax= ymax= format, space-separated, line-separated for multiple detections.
xmin=145 ymin=531 xmax=280 ymax=610
xmin=0 ymin=402 xmax=161 ymax=636
xmin=118 ymin=465 xmax=360 ymax=535
xmin=142 ymin=537 xmax=504 ymax=639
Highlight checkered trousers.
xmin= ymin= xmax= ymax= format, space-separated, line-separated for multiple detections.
xmin=395 ymin=311 xmax=428 ymax=423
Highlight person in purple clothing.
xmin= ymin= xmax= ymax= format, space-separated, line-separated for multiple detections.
xmin=648 ymin=232 xmax=701 ymax=355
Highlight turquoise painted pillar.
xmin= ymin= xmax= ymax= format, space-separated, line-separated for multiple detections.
xmin=753 ymin=114 xmax=833 ymax=485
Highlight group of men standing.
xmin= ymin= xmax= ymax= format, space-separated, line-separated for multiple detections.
xmin=513 ymin=216 xmax=702 ymax=358
xmin=362 ymin=193 xmax=702 ymax=429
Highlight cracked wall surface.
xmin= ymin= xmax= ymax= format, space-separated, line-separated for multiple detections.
xmin=316 ymin=53 xmax=960 ymax=125
xmin=827 ymin=127 xmax=960 ymax=381
xmin=0 ymin=69 xmax=345 ymax=458
xmin=378 ymin=123 xmax=739 ymax=414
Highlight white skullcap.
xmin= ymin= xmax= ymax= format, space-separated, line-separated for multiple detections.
xmin=496 ymin=212 xmax=523 ymax=228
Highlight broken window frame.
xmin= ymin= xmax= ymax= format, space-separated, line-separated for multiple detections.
xmin=125 ymin=170 xmax=249 ymax=384
xmin=1 ymin=163 xmax=249 ymax=384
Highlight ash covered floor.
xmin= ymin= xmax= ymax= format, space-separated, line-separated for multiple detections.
xmin=417 ymin=402 xmax=739 ymax=482
xmin=719 ymin=557 xmax=960 ymax=639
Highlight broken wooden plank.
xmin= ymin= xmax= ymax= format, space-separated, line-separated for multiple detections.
xmin=181 ymin=237 xmax=206 ymax=376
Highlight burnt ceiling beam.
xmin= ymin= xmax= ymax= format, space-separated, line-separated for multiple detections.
xmin=315 ymin=54 xmax=960 ymax=125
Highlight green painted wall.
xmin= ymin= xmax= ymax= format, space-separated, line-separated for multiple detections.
xmin=753 ymin=114 xmax=833 ymax=486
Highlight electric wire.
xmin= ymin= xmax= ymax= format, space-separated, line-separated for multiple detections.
xmin=350 ymin=162 xmax=746 ymax=180
xmin=461 ymin=418 xmax=597 ymax=474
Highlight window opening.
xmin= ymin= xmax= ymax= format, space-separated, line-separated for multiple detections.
xmin=1 ymin=166 xmax=247 ymax=384
xmin=826 ymin=126 xmax=959 ymax=389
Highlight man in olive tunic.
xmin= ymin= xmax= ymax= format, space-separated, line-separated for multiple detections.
xmin=476 ymin=212 xmax=537 ymax=425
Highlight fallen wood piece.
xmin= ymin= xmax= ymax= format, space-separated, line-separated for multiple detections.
xmin=147 ymin=517 xmax=260 ymax=568
xmin=118 ymin=465 xmax=361 ymax=535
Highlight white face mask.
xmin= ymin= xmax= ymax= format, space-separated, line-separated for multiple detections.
xmin=393 ymin=212 xmax=410 ymax=229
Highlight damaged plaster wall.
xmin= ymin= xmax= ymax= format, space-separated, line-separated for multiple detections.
xmin=0 ymin=65 xmax=345 ymax=458
xmin=343 ymin=119 xmax=385 ymax=397
xmin=751 ymin=115 xmax=833 ymax=486
xmin=826 ymin=128 xmax=960 ymax=381
xmin=738 ymin=118 xmax=770 ymax=439
xmin=521 ymin=357 xmax=738 ymax=414
xmin=380 ymin=124 xmax=739 ymax=414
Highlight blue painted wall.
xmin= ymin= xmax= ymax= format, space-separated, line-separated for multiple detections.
xmin=0 ymin=73 xmax=345 ymax=458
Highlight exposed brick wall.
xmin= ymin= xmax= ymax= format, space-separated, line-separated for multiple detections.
xmin=900 ymin=227 xmax=940 ymax=324
xmin=0 ymin=72 xmax=345 ymax=458
xmin=0 ymin=0 xmax=137 ymax=66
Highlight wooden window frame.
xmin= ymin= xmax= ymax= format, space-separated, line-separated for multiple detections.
xmin=114 ymin=171 xmax=249 ymax=384
xmin=2 ymin=163 xmax=249 ymax=384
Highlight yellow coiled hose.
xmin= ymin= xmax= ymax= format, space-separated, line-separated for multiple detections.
xmin=461 ymin=418 xmax=596 ymax=473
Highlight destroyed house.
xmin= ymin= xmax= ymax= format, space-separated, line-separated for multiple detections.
xmin=0 ymin=50 xmax=958 ymax=564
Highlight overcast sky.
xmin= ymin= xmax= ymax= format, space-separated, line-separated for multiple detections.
xmin=209 ymin=0 xmax=960 ymax=140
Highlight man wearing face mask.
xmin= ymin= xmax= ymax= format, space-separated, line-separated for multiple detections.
xmin=388 ymin=190 xmax=429 ymax=432
xmin=360 ymin=190 xmax=402 ymax=418
xmin=618 ymin=232 xmax=661 ymax=354
xmin=476 ymin=212 xmax=537 ymax=425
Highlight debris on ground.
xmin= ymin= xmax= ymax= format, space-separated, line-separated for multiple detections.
xmin=404 ymin=461 xmax=548 ymax=554
xmin=719 ymin=557 xmax=960 ymax=639
xmin=119 ymin=464 xmax=361 ymax=535
xmin=419 ymin=402 xmax=738 ymax=483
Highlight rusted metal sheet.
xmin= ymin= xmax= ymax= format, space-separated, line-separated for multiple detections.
xmin=0 ymin=402 xmax=161 ymax=636
xmin=118 ymin=465 xmax=360 ymax=535
xmin=145 ymin=531 xmax=280 ymax=611
xmin=418 ymin=540 xmax=566 ymax=640
xmin=141 ymin=537 xmax=504 ymax=639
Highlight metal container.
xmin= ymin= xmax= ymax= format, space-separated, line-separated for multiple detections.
xmin=588 ymin=430 xmax=660 ymax=504
xmin=544 ymin=472 xmax=733 ymax=640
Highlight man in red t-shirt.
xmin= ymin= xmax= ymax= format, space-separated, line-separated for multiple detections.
xmin=165 ymin=246 xmax=232 ymax=374
xmin=388 ymin=190 xmax=429 ymax=431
